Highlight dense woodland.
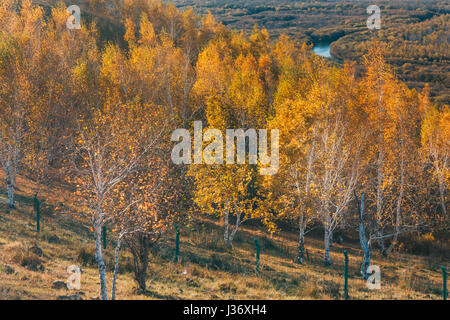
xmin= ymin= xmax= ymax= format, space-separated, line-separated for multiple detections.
xmin=169 ymin=0 xmax=450 ymax=104
xmin=35 ymin=1 xmax=450 ymax=103
xmin=0 ymin=0 xmax=448 ymax=300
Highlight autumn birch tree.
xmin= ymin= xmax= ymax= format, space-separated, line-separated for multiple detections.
xmin=311 ymin=65 xmax=364 ymax=265
xmin=420 ymin=90 xmax=449 ymax=219
xmin=268 ymin=44 xmax=319 ymax=264
xmin=0 ymin=0 xmax=45 ymax=208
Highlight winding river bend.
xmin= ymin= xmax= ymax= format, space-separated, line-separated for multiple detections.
xmin=312 ymin=43 xmax=331 ymax=58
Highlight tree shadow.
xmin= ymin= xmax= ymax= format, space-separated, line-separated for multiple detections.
xmin=137 ymin=288 xmax=180 ymax=300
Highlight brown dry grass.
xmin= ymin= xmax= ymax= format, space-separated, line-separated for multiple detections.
xmin=0 ymin=174 xmax=447 ymax=300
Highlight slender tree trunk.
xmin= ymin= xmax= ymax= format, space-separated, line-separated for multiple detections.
xmin=136 ymin=263 xmax=148 ymax=292
xmin=323 ymin=198 xmax=332 ymax=265
xmin=329 ymin=229 xmax=334 ymax=248
xmin=136 ymin=271 xmax=146 ymax=292
xmin=376 ymin=151 xmax=386 ymax=255
xmin=224 ymin=206 xmax=229 ymax=242
xmin=229 ymin=211 xmax=241 ymax=244
xmin=376 ymin=86 xmax=387 ymax=255
xmin=360 ymin=237 xmax=370 ymax=280
xmin=111 ymin=237 xmax=122 ymax=300
xmin=438 ymin=175 xmax=447 ymax=217
xmin=296 ymin=134 xmax=315 ymax=265
xmin=131 ymin=233 xmax=150 ymax=293
xmin=396 ymin=155 xmax=405 ymax=234
xmin=387 ymin=157 xmax=405 ymax=255
xmin=358 ymin=193 xmax=370 ymax=279
xmin=297 ymin=216 xmax=305 ymax=264
xmin=324 ymin=228 xmax=331 ymax=265
xmin=378 ymin=231 xmax=386 ymax=255
xmin=4 ymin=163 xmax=16 ymax=208
xmin=95 ymin=225 xmax=108 ymax=300
xmin=7 ymin=181 xmax=14 ymax=208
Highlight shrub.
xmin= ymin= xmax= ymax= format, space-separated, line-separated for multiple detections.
xmin=399 ymin=232 xmax=447 ymax=257
xmin=75 ymin=246 xmax=96 ymax=267
xmin=45 ymin=233 xmax=61 ymax=244
xmin=12 ymin=248 xmax=44 ymax=272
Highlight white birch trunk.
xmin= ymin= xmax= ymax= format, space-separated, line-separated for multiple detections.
xmin=438 ymin=174 xmax=447 ymax=217
xmin=329 ymin=229 xmax=334 ymax=248
xmin=388 ymin=155 xmax=405 ymax=255
xmin=324 ymin=227 xmax=331 ymax=265
xmin=297 ymin=217 xmax=305 ymax=264
xmin=4 ymin=160 xmax=17 ymax=208
xmin=358 ymin=194 xmax=370 ymax=279
xmin=111 ymin=237 xmax=122 ymax=300
xmin=229 ymin=211 xmax=241 ymax=244
xmin=224 ymin=204 xmax=229 ymax=242
xmin=376 ymin=150 xmax=386 ymax=255
xmin=297 ymin=134 xmax=315 ymax=265
xmin=7 ymin=181 xmax=15 ymax=208
xmin=95 ymin=225 xmax=108 ymax=300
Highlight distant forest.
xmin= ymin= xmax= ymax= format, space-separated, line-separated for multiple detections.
xmin=168 ymin=0 xmax=449 ymax=105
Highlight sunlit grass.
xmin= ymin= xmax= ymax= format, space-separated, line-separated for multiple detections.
xmin=0 ymin=174 xmax=447 ymax=300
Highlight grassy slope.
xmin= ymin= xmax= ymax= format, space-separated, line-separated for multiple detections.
xmin=0 ymin=174 xmax=447 ymax=300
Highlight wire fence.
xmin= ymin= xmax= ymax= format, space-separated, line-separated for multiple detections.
xmin=22 ymin=200 xmax=448 ymax=300
xmin=151 ymin=226 xmax=448 ymax=300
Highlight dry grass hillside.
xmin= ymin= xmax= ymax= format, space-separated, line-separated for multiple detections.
xmin=0 ymin=174 xmax=447 ymax=300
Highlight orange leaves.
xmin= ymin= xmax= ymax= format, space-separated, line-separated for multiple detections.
xmin=194 ymin=41 xmax=234 ymax=97
xmin=124 ymin=18 xmax=137 ymax=45
xmin=138 ymin=13 xmax=157 ymax=46
xmin=0 ymin=0 xmax=445 ymax=261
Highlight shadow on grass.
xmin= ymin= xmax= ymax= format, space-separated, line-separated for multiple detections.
xmin=136 ymin=288 xmax=179 ymax=300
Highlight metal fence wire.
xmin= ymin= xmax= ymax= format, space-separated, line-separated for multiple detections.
xmin=154 ymin=227 xmax=448 ymax=300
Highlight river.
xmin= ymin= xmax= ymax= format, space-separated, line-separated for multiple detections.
xmin=313 ymin=43 xmax=331 ymax=58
